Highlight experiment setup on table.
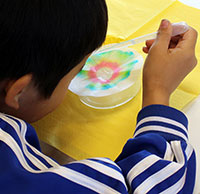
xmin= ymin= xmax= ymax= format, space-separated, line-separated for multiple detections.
xmin=33 ymin=0 xmax=200 ymax=192
xmin=69 ymin=22 xmax=188 ymax=109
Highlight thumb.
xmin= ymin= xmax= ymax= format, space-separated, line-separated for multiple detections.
xmin=155 ymin=19 xmax=173 ymax=51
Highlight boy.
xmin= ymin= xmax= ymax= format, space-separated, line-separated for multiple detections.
xmin=0 ymin=0 xmax=198 ymax=193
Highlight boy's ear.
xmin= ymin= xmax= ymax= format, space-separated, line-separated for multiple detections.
xmin=5 ymin=74 xmax=32 ymax=110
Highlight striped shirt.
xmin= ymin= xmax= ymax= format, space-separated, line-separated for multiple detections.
xmin=0 ymin=105 xmax=196 ymax=194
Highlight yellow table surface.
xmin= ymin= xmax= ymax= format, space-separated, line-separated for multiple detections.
xmin=33 ymin=0 xmax=200 ymax=161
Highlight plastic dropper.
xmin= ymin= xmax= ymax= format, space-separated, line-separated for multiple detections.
xmin=97 ymin=22 xmax=189 ymax=53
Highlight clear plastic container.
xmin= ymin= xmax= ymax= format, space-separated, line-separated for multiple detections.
xmin=69 ymin=47 xmax=143 ymax=109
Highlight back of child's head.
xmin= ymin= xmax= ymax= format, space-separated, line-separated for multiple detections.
xmin=0 ymin=0 xmax=108 ymax=98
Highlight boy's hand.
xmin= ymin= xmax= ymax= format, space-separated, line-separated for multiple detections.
xmin=142 ymin=19 xmax=198 ymax=108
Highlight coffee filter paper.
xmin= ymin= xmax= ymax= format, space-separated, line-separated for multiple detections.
xmin=69 ymin=48 xmax=143 ymax=97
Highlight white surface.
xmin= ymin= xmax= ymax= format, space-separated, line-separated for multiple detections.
xmin=178 ymin=1 xmax=200 ymax=193
xmin=183 ymin=96 xmax=200 ymax=194
xmin=179 ymin=0 xmax=200 ymax=9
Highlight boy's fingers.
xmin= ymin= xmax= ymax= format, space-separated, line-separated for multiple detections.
xmin=146 ymin=39 xmax=155 ymax=49
xmin=154 ymin=19 xmax=173 ymax=51
xmin=143 ymin=46 xmax=149 ymax=53
xmin=176 ymin=27 xmax=198 ymax=50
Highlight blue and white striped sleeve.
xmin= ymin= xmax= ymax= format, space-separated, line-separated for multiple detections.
xmin=0 ymin=105 xmax=196 ymax=194
xmin=115 ymin=105 xmax=196 ymax=194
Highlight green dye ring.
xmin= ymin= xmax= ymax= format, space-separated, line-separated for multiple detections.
xmin=78 ymin=50 xmax=138 ymax=91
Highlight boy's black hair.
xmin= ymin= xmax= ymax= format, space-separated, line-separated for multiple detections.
xmin=0 ymin=0 xmax=108 ymax=98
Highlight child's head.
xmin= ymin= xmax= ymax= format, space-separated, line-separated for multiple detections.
xmin=0 ymin=0 xmax=108 ymax=122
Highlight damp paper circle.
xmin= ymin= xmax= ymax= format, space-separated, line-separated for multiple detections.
xmin=69 ymin=49 xmax=143 ymax=104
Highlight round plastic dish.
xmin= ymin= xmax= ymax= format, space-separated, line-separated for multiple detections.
xmin=69 ymin=47 xmax=144 ymax=109
xmin=80 ymin=77 xmax=141 ymax=109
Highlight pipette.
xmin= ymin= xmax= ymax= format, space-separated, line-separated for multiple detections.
xmin=97 ymin=22 xmax=189 ymax=53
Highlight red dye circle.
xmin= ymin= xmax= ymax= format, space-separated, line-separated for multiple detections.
xmin=88 ymin=61 xmax=121 ymax=84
